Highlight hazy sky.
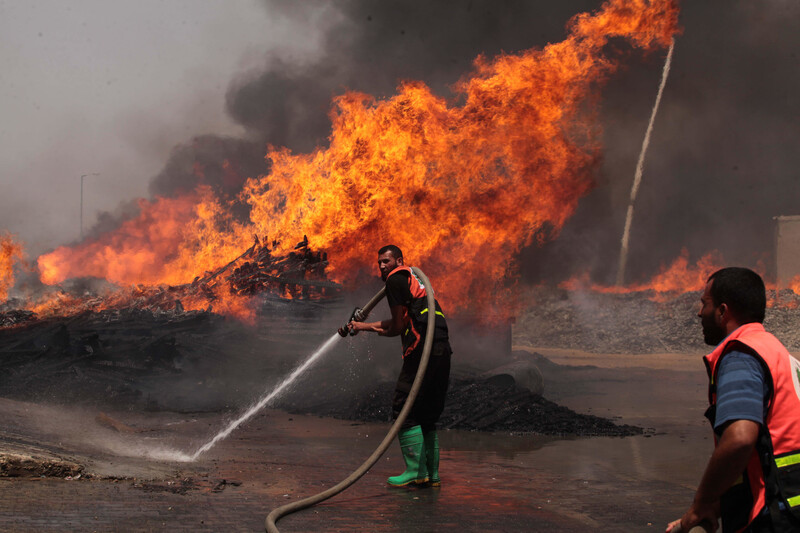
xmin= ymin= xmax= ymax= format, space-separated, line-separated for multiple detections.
xmin=0 ymin=0 xmax=334 ymax=255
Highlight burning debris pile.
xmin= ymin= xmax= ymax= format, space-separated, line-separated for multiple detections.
xmin=21 ymin=0 xmax=680 ymax=324
xmin=3 ymin=237 xmax=340 ymax=327
xmin=0 ymin=309 xmax=35 ymax=329
xmin=196 ymin=235 xmax=338 ymax=301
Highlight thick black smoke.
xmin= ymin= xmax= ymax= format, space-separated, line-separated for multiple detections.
xmin=148 ymin=135 xmax=267 ymax=199
xmin=97 ymin=0 xmax=800 ymax=285
xmin=532 ymin=0 xmax=800 ymax=284
xmin=617 ymin=1 xmax=800 ymax=282
xmin=226 ymin=0 xmax=599 ymax=152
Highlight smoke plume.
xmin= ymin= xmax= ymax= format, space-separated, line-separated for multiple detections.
xmin=84 ymin=0 xmax=799 ymax=287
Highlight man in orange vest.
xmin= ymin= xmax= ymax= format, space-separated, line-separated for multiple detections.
xmin=667 ymin=267 xmax=800 ymax=533
xmin=343 ymin=244 xmax=452 ymax=488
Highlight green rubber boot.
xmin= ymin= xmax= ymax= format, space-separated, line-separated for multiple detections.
xmin=387 ymin=426 xmax=428 ymax=487
xmin=423 ymin=430 xmax=440 ymax=487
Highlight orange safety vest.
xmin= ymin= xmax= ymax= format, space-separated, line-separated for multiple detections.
xmin=704 ymin=322 xmax=800 ymax=532
xmin=385 ymin=266 xmax=449 ymax=358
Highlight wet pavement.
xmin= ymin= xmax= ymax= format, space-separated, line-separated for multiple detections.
xmin=0 ymin=348 xmax=713 ymax=532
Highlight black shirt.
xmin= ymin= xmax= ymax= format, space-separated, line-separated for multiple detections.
xmin=385 ymin=270 xmax=412 ymax=308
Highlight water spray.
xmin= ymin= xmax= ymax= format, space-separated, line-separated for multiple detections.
xmin=188 ymin=333 xmax=342 ymax=461
xmin=616 ymin=39 xmax=675 ymax=286
xmin=140 ymin=284 xmax=390 ymax=463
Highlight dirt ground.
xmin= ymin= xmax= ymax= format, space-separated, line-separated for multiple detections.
xmin=0 ymin=344 xmax=717 ymax=532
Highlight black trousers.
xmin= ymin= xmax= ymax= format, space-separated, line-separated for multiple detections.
xmin=392 ymin=341 xmax=451 ymax=432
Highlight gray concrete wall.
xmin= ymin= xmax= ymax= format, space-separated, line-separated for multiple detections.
xmin=775 ymin=215 xmax=800 ymax=288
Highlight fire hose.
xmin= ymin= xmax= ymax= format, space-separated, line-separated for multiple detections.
xmin=671 ymin=524 xmax=713 ymax=533
xmin=265 ymin=266 xmax=438 ymax=533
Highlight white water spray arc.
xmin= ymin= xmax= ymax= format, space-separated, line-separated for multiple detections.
xmin=188 ymin=333 xmax=341 ymax=461
xmin=616 ymin=39 xmax=675 ymax=286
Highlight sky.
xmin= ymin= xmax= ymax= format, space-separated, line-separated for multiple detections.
xmin=1 ymin=0 xmax=799 ymax=284
xmin=0 ymin=0 xmax=335 ymax=255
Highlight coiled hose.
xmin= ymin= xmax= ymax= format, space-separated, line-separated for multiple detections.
xmin=265 ymin=266 xmax=437 ymax=533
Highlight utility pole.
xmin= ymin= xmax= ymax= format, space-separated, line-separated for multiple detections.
xmin=80 ymin=173 xmax=100 ymax=240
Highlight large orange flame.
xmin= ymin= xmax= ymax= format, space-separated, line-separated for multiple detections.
xmin=243 ymin=0 xmax=679 ymax=316
xmin=39 ymin=186 xmax=252 ymax=286
xmin=1 ymin=233 xmax=24 ymax=302
xmin=36 ymin=0 xmax=680 ymax=319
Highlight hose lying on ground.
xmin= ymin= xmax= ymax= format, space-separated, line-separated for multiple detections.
xmin=265 ymin=266 xmax=437 ymax=533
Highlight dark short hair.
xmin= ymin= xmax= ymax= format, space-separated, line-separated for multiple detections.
xmin=378 ymin=244 xmax=403 ymax=260
xmin=707 ymin=267 xmax=766 ymax=324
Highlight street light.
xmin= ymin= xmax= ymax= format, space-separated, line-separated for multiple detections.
xmin=80 ymin=173 xmax=100 ymax=240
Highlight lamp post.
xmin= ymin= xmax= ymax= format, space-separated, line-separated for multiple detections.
xmin=80 ymin=173 xmax=100 ymax=240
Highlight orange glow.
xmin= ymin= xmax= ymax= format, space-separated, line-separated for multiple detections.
xmin=25 ymin=281 xmax=256 ymax=324
xmin=1 ymin=233 xmax=24 ymax=302
xmin=33 ymin=0 xmax=679 ymax=320
xmin=562 ymin=251 xmax=800 ymax=312
xmin=641 ymin=249 xmax=723 ymax=294
xmin=789 ymin=275 xmax=800 ymax=295
xmin=38 ymin=186 xmax=252 ymax=287
xmin=561 ymin=249 xmax=724 ymax=297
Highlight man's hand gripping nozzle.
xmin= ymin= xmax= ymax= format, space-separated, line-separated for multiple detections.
xmin=338 ymin=307 xmax=365 ymax=337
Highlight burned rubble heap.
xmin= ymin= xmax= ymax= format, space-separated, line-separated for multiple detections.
xmin=0 ymin=299 xmax=641 ymax=436
xmin=515 ymin=287 xmax=800 ymax=354
xmin=0 ymin=309 xmax=216 ymax=407
xmin=276 ymin=373 xmax=641 ymax=437
xmin=20 ymin=248 xmax=800 ymax=435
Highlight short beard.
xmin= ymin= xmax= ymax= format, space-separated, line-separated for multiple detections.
xmin=703 ymin=324 xmax=726 ymax=346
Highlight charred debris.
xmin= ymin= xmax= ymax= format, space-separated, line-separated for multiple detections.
xmin=0 ymin=303 xmax=641 ymax=436
xmin=0 ymin=238 xmax=644 ymax=437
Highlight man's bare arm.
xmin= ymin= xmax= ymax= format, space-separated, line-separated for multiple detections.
xmin=666 ymin=419 xmax=760 ymax=533
xmin=349 ymin=305 xmax=406 ymax=337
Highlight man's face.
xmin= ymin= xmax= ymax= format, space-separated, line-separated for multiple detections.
xmin=378 ymin=251 xmax=402 ymax=281
xmin=699 ymin=280 xmax=726 ymax=346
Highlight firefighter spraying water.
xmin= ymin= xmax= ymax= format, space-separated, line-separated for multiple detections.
xmin=266 ymin=258 xmax=441 ymax=532
xmin=341 ymin=245 xmax=452 ymax=487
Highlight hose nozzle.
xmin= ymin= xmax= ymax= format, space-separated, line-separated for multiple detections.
xmin=338 ymin=307 xmax=365 ymax=337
